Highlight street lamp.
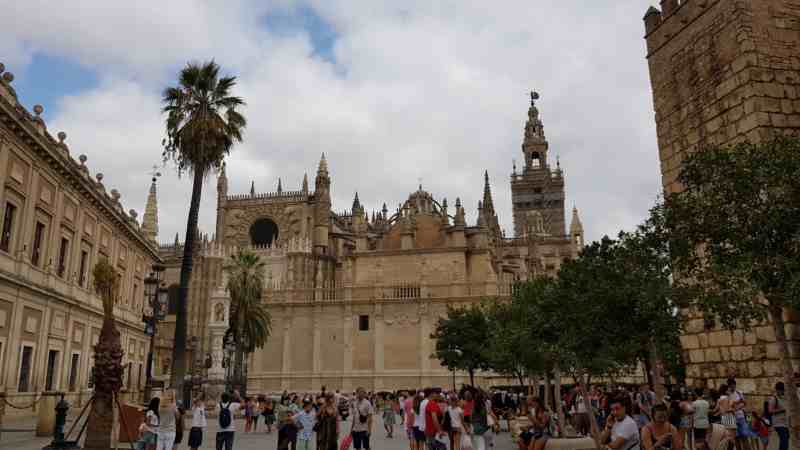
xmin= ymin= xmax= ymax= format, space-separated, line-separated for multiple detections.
xmin=451 ymin=348 xmax=463 ymax=392
xmin=223 ymin=330 xmax=236 ymax=394
xmin=143 ymin=263 xmax=165 ymax=402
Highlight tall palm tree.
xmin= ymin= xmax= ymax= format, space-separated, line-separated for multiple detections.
xmin=162 ymin=60 xmax=246 ymax=397
xmin=84 ymin=259 xmax=123 ymax=450
xmin=224 ymin=249 xmax=271 ymax=395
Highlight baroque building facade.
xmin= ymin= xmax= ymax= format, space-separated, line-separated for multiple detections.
xmin=156 ymin=94 xmax=586 ymax=393
xmin=0 ymin=64 xmax=162 ymax=416
xmin=643 ymin=0 xmax=800 ymax=402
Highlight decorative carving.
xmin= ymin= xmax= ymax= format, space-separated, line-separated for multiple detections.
xmin=25 ymin=316 xmax=38 ymax=333
xmin=383 ymin=314 xmax=421 ymax=326
xmin=214 ymin=303 xmax=225 ymax=323
xmin=224 ymin=204 xmax=305 ymax=246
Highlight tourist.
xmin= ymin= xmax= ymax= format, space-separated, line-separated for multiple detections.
xmin=689 ymin=390 xmax=709 ymax=449
xmin=768 ymin=382 xmax=789 ymax=450
xmin=399 ymin=391 xmax=407 ymax=426
xmin=173 ymin=402 xmax=185 ymax=450
xmin=574 ymin=386 xmax=591 ymax=436
xmin=673 ymin=391 xmax=694 ymax=449
xmin=636 ymin=384 xmax=655 ymax=421
xmin=641 ymin=404 xmax=682 ymax=450
xmin=317 ymin=393 xmax=339 ymax=450
xmin=406 ymin=392 xmax=419 ymax=450
xmin=277 ymin=397 xmax=298 ymax=450
xmin=294 ymin=398 xmax=317 ymax=450
xmin=597 ymin=394 xmax=639 ymax=450
xmin=243 ymin=397 xmax=254 ymax=433
xmin=188 ymin=396 xmax=206 ymax=450
xmin=527 ymin=397 xmax=550 ymax=450
xmin=216 ymin=392 xmax=242 ymax=450
xmin=383 ymin=393 xmax=397 ymax=438
xmin=350 ymin=387 xmax=374 ymax=450
xmin=448 ymin=394 xmax=465 ymax=450
xmin=157 ymin=390 xmax=178 ymax=450
xmin=713 ymin=384 xmax=737 ymax=440
xmin=144 ymin=397 xmax=160 ymax=450
xmin=631 ymin=405 xmax=648 ymax=431
xmin=470 ymin=390 xmax=492 ymax=450
xmin=263 ymin=398 xmax=276 ymax=433
xmin=727 ymin=378 xmax=756 ymax=450
xmin=424 ymin=391 xmax=445 ymax=450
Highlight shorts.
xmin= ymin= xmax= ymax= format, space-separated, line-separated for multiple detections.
xmin=413 ymin=427 xmax=426 ymax=443
xmin=693 ymin=428 xmax=707 ymax=441
xmin=407 ymin=428 xmax=415 ymax=440
xmin=735 ymin=417 xmax=757 ymax=438
xmin=188 ymin=427 xmax=203 ymax=448
xmin=143 ymin=431 xmax=157 ymax=446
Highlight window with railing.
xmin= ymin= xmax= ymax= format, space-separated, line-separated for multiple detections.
xmin=31 ymin=221 xmax=45 ymax=267
xmin=0 ymin=202 xmax=16 ymax=252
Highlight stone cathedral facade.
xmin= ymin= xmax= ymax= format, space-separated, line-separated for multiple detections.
xmin=155 ymin=95 xmax=585 ymax=393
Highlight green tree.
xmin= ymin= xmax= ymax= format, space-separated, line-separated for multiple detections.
xmin=225 ymin=249 xmax=271 ymax=396
xmin=162 ymin=60 xmax=246 ymax=397
xmin=664 ymin=137 xmax=800 ymax=442
xmin=84 ymin=259 xmax=123 ymax=450
xmin=432 ymin=304 xmax=491 ymax=386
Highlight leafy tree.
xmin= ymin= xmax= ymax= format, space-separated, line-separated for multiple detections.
xmin=84 ymin=259 xmax=123 ymax=450
xmin=664 ymin=137 xmax=800 ymax=442
xmin=432 ymin=304 xmax=491 ymax=386
xmin=162 ymin=60 xmax=246 ymax=397
xmin=225 ymin=249 xmax=271 ymax=396
xmin=485 ymin=298 xmax=541 ymax=388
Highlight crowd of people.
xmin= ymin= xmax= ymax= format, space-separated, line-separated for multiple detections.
xmin=133 ymin=378 xmax=791 ymax=450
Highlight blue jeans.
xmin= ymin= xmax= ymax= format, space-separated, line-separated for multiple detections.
xmin=775 ymin=426 xmax=789 ymax=450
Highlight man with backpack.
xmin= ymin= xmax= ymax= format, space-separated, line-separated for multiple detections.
xmin=216 ymin=392 xmax=242 ymax=450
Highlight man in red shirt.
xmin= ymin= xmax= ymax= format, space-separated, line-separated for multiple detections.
xmin=424 ymin=392 xmax=445 ymax=450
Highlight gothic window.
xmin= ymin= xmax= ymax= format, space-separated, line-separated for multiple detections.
xmin=250 ymin=218 xmax=279 ymax=247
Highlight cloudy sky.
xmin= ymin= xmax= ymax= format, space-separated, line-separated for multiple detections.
xmin=2 ymin=0 xmax=663 ymax=244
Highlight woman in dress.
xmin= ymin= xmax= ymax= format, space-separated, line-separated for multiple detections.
xmin=263 ymin=398 xmax=276 ymax=434
xmin=316 ymin=394 xmax=339 ymax=450
xmin=447 ymin=394 xmax=465 ymax=450
xmin=187 ymin=396 xmax=206 ymax=450
xmin=383 ymin=394 xmax=397 ymax=438
xmin=144 ymin=397 xmax=160 ymax=450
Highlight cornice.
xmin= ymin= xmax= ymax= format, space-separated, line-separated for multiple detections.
xmin=0 ymin=95 xmax=162 ymax=261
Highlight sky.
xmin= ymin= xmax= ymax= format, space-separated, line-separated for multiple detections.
xmin=1 ymin=0 xmax=664 ymax=245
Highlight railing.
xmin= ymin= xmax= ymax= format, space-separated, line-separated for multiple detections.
xmin=226 ymin=190 xmax=309 ymax=201
xmin=262 ymin=281 xmax=511 ymax=304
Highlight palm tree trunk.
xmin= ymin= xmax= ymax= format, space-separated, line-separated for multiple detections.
xmin=170 ymin=169 xmax=204 ymax=400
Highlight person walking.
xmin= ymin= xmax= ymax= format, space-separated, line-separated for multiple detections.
xmin=173 ymin=402 xmax=185 ymax=450
xmin=144 ymin=397 xmax=160 ymax=450
xmin=424 ymin=391 xmax=445 ymax=450
xmin=156 ymin=390 xmax=178 ymax=450
xmin=263 ymin=398 xmax=276 ymax=434
xmin=768 ymin=382 xmax=789 ymax=450
xmin=187 ymin=396 xmax=206 ymax=450
xmin=216 ymin=392 xmax=242 ymax=450
xmin=277 ymin=397 xmax=298 ymax=450
xmin=351 ymin=387 xmax=375 ymax=450
xmin=448 ymin=394 xmax=465 ymax=450
xmin=317 ymin=394 xmax=339 ymax=450
xmin=383 ymin=394 xmax=397 ymax=438
xmin=691 ymin=390 xmax=710 ymax=450
xmin=294 ymin=399 xmax=317 ymax=450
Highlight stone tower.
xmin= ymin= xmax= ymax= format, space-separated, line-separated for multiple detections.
xmin=643 ymin=0 xmax=800 ymax=399
xmin=141 ymin=176 xmax=159 ymax=242
xmin=511 ymin=92 xmax=566 ymax=237
xmin=644 ymin=0 xmax=800 ymax=194
xmin=313 ymin=153 xmax=331 ymax=254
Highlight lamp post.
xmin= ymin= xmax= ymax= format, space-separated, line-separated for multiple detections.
xmin=143 ymin=263 xmax=165 ymax=402
xmin=451 ymin=348 xmax=462 ymax=392
xmin=223 ymin=330 xmax=236 ymax=394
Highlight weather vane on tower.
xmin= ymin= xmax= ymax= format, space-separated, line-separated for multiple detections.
xmin=530 ymin=91 xmax=540 ymax=105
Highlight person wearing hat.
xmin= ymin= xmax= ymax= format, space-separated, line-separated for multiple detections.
xmin=293 ymin=398 xmax=317 ymax=450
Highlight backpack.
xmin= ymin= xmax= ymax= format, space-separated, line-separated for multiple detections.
xmin=442 ymin=410 xmax=452 ymax=432
xmin=219 ymin=402 xmax=232 ymax=428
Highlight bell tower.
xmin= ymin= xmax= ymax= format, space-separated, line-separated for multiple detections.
xmin=511 ymin=92 xmax=566 ymax=238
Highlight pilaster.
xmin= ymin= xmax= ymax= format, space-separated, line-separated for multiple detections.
xmin=373 ymin=302 xmax=384 ymax=391
xmin=342 ymin=304 xmax=353 ymax=392
xmin=281 ymin=308 xmax=292 ymax=391
xmin=312 ymin=306 xmax=322 ymax=389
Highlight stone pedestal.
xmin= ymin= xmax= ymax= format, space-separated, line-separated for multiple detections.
xmin=36 ymin=391 xmax=59 ymax=437
xmin=208 ymin=284 xmax=230 ymax=393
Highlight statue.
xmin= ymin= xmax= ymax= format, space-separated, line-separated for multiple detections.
xmin=214 ymin=303 xmax=225 ymax=322
xmin=530 ymin=91 xmax=539 ymax=105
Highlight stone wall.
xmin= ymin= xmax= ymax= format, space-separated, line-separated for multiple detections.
xmin=644 ymin=0 xmax=800 ymax=404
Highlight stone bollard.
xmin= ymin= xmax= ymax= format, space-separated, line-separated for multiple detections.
xmin=36 ymin=392 xmax=59 ymax=437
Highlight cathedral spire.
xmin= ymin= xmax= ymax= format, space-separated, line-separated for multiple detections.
xmin=522 ymin=90 xmax=549 ymax=170
xmin=570 ymin=205 xmax=584 ymax=234
xmin=302 ymin=173 xmax=309 ymax=194
xmin=352 ymin=192 xmax=362 ymax=214
xmin=482 ymin=170 xmax=495 ymax=213
xmin=277 ymin=177 xmax=283 ymax=193
xmin=142 ymin=174 xmax=159 ymax=242
xmin=317 ymin=152 xmax=328 ymax=176
xmin=250 ymin=181 xmax=255 ymax=196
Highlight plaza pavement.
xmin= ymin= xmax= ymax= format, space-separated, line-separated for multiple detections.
xmin=0 ymin=414 xmax=520 ymax=450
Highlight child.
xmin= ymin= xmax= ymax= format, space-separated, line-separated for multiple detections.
xmin=293 ymin=399 xmax=316 ymax=450
xmin=187 ymin=396 xmax=206 ymax=450
xmin=750 ymin=411 xmax=770 ymax=450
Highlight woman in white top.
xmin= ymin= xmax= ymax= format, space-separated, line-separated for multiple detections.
xmin=156 ymin=390 xmax=178 ymax=450
xmin=188 ymin=396 xmax=207 ymax=450
xmin=144 ymin=397 xmax=160 ymax=450
xmin=447 ymin=395 xmax=465 ymax=450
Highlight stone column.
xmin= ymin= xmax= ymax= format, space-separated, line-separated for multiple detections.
xmin=312 ymin=306 xmax=321 ymax=389
xmin=419 ymin=304 xmax=431 ymax=388
xmin=373 ymin=303 xmax=384 ymax=391
xmin=342 ymin=305 xmax=353 ymax=393
xmin=281 ymin=308 xmax=292 ymax=391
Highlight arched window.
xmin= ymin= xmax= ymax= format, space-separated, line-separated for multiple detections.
xmin=250 ymin=218 xmax=279 ymax=247
xmin=531 ymin=152 xmax=541 ymax=168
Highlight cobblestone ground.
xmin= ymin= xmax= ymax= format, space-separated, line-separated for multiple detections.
xmin=0 ymin=414 xmax=519 ymax=450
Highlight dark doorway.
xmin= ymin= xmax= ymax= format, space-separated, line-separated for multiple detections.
xmin=250 ymin=218 xmax=279 ymax=247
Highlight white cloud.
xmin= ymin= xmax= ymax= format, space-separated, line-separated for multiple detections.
xmin=3 ymin=0 xmax=664 ymax=244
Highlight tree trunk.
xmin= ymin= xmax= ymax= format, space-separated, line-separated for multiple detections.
xmin=649 ymin=340 xmax=666 ymax=404
xmin=517 ymin=371 xmax=526 ymax=390
xmin=84 ymin=317 xmax=123 ymax=450
xmin=544 ymin=372 xmax=552 ymax=411
xmin=553 ymin=362 xmax=566 ymax=437
xmin=578 ymin=373 xmax=602 ymax=450
xmin=643 ymin=351 xmax=654 ymax=388
xmin=769 ymin=305 xmax=800 ymax=449
xmin=469 ymin=368 xmax=475 ymax=387
xmin=170 ymin=169 xmax=205 ymax=400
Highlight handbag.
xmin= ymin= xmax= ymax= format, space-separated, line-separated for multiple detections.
xmin=340 ymin=434 xmax=353 ymax=450
xmin=461 ymin=432 xmax=474 ymax=450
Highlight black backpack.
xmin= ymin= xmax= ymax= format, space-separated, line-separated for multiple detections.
xmin=219 ymin=402 xmax=232 ymax=428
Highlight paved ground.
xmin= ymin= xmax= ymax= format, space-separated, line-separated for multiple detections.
xmin=0 ymin=414 xmax=519 ymax=450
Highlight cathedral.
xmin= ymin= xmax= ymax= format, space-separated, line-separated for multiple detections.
xmin=154 ymin=93 xmax=585 ymax=393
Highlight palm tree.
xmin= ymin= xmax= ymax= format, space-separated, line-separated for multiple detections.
xmin=224 ymin=249 xmax=271 ymax=395
xmin=162 ymin=60 xmax=246 ymax=397
xmin=84 ymin=259 xmax=123 ymax=450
